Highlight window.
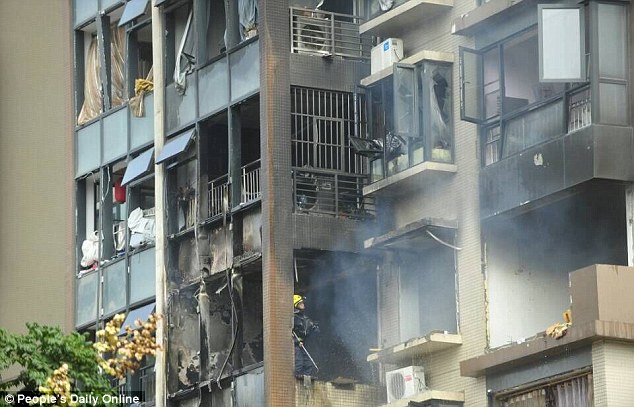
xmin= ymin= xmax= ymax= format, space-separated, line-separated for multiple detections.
xmin=538 ymin=5 xmax=585 ymax=83
xmin=460 ymin=20 xmax=591 ymax=165
xmin=76 ymin=8 xmax=127 ymax=125
xmin=365 ymin=61 xmax=453 ymax=180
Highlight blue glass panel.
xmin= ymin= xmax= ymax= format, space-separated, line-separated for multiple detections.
xmin=131 ymin=93 xmax=154 ymax=149
xmin=199 ymin=58 xmax=229 ymax=116
xmin=130 ymin=247 xmax=156 ymax=303
xmin=119 ymin=302 xmax=155 ymax=335
xmin=76 ymin=271 xmax=99 ymax=326
xmin=103 ymin=107 xmax=128 ymax=163
xmin=166 ymin=74 xmax=197 ymax=133
xmin=103 ymin=260 xmax=127 ymax=315
xmin=76 ymin=121 xmax=101 ymax=177
xmin=119 ymin=0 xmax=149 ymax=26
xmin=74 ymin=0 xmax=98 ymax=26
xmin=230 ymin=40 xmax=260 ymax=103
xmin=156 ymin=128 xmax=195 ymax=163
xmin=121 ymin=148 xmax=154 ymax=185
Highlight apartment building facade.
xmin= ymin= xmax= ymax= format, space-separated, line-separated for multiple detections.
xmin=71 ymin=0 xmax=634 ymax=406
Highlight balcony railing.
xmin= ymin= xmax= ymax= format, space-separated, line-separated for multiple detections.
xmin=484 ymin=86 xmax=592 ymax=166
xmin=292 ymin=168 xmax=375 ymax=219
xmin=241 ymin=159 xmax=261 ymax=204
xmin=208 ymin=174 xmax=229 ymax=219
xmin=568 ymin=87 xmax=591 ymax=132
xmin=290 ymin=7 xmax=370 ymax=59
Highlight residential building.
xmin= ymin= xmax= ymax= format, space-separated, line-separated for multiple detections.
xmin=70 ymin=0 xmax=634 ymax=406
xmin=0 ymin=0 xmax=73 ymax=335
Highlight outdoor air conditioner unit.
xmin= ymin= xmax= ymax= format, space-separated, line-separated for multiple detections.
xmin=371 ymin=38 xmax=403 ymax=74
xmin=385 ymin=366 xmax=426 ymax=403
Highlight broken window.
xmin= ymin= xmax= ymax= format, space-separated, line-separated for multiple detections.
xmin=76 ymin=8 xmax=127 ymax=125
xmin=484 ymin=186 xmax=627 ymax=348
xmin=205 ymin=0 xmax=227 ymax=60
xmin=365 ymin=61 xmax=453 ymax=181
xmin=397 ymin=241 xmax=457 ymax=342
xmin=200 ymin=112 xmax=229 ymax=219
xmin=127 ymin=22 xmax=154 ymax=115
xmin=237 ymin=96 xmax=261 ymax=205
xmin=166 ymin=3 xmax=195 ymax=91
xmin=293 ymin=251 xmax=378 ymax=383
xmin=163 ymin=129 xmax=197 ymax=235
xmin=127 ymin=176 xmax=156 ymax=251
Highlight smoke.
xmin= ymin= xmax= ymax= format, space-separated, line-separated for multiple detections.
xmin=296 ymin=251 xmax=379 ymax=383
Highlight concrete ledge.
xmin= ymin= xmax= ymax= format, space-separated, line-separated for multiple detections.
xmin=360 ymin=0 xmax=453 ymax=37
xmin=364 ymin=161 xmax=457 ymax=197
xmin=451 ymin=0 xmax=535 ymax=36
xmin=381 ymin=389 xmax=464 ymax=407
xmin=360 ymin=50 xmax=454 ymax=87
xmin=364 ymin=217 xmax=457 ymax=251
xmin=460 ymin=320 xmax=634 ymax=378
xmin=368 ymin=332 xmax=462 ymax=364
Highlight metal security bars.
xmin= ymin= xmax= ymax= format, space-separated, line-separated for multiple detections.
xmin=290 ymin=7 xmax=370 ymax=59
xmin=499 ymin=373 xmax=593 ymax=407
xmin=291 ymin=87 xmax=367 ymax=175
xmin=241 ymin=159 xmax=261 ymax=204
xmin=208 ymin=174 xmax=230 ymax=218
xmin=568 ymin=86 xmax=591 ymax=132
xmin=292 ymin=168 xmax=375 ymax=219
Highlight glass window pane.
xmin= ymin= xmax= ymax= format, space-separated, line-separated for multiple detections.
xmin=103 ymin=260 xmax=127 ymax=315
xmin=119 ymin=0 xmax=149 ymax=26
xmin=393 ymin=64 xmax=416 ymax=138
xmin=130 ymin=247 xmax=156 ymax=303
xmin=156 ymin=128 xmax=195 ymax=163
xmin=74 ymin=0 xmax=98 ymax=25
xmin=539 ymin=6 xmax=584 ymax=82
xmin=199 ymin=58 xmax=229 ymax=116
xmin=598 ymin=3 xmax=627 ymax=80
xmin=103 ymin=107 xmax=128 ymax=163
xmin=76 ymin=121 xmax=101 ymax=177
xmin=503 ymin=100 xmax=564 ymax=158
xmin=483 ymin=47 xmax=500 ymax=119
xmin=119 ymin=302 xmax=156 ymax=334
xmin=166 ymin=74 xmax=197 ymax=133
xmin=131 ymin=93 xmax=154 ymax=149
xmin=230 ymin=41 xmax=260 ymax=103
xmin=599 ymin=82 xmax=628 ymax=125
xmin=460 ymin=47 xmax=484 ymax=122
xmin=122 ymin=148 xmax=154 ymax=186
xmin=76 ymin=272 xmax=99 ymax=326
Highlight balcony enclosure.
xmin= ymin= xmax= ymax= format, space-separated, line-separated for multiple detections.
xmin=461 ymin=3 xmax=629 ymax=167
xmin=359 ymin=60 xmax=454 ymax=182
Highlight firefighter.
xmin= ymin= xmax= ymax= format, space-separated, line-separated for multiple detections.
xmin=293 ymin=294 xmax=319 ymax=377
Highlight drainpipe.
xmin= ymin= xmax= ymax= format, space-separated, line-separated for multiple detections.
xmin=152 ymin=3 xmax=167 ymax=407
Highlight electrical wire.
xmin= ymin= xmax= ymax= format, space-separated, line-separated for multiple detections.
xmin=425 ymin=229 xmax=462 ymax=251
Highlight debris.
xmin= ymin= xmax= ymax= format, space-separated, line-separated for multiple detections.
xmin=546 ymin=309 xmax=572 ymax=339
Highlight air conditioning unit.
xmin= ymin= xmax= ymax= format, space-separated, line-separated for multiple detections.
xmin=385 ymin=366 xmax=426 ymax=403
xmin=371 ymin=38 xmax=403 ymax=74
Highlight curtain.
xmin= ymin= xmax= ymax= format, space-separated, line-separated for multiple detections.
xmin=77 ymin=25 xmax=127 ymax=125
xmin=239 ymin=0 xmax=258 ymax=40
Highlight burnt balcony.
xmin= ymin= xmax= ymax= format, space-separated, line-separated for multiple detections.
xmin=480 ymin=86 xmax=634 ymax=219
xmin=292 ymin=168 xmax=375 ymax=219
xmin=290 ymin=7 xmax=370 ymax=59
xmin=461 ymin=264 xmax=634 ymax=379
xmin=207 ymin=174 xmax=230 ymax=219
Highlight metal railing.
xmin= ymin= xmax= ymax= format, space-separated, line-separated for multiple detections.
xmin=241 ymin=159 xmax=261 ymax=204
xmin=292 ymin=168 xmax=375 ymax=219
xmin=208 ymin=174 xmax=230 ymax=218
xmin=290 ymin=7 xmax=370 ymax=59
xmin=568 ymin=87 xmax=592 ymax=132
